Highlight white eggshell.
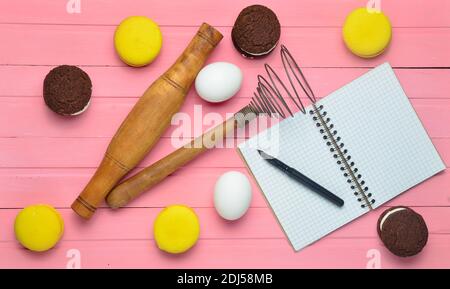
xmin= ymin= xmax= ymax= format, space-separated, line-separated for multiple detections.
xmin=214 ymin=171 xmax=252 ymax=221
xmin=195 ymin=62 xmax=243 ymax=103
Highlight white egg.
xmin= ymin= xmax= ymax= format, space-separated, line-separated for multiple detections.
xmin=195 ymin=62 xmax=243 ymax=103
xmin=214 ymin=171 xmax=252 ymax=221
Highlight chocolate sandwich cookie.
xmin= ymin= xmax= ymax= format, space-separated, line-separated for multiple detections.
xmin=43 ymin=65 xmax=92 ymax=116
xmin=377 ymin=206 xmax=428 ymax=257
xmin=231 ymin=5 xmax=281 ymax=58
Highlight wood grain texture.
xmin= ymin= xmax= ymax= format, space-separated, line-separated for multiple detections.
xmin=1 ymin=237 xmax=450 ymax=268
xmin=0 ymin=166 xmax=449 ymax=209
xmin=2 ymin=98 xmax=450 ymax=138
xmin=1 ymin=25 xmax=450 ymax=67
xmin=1 ymin=0 xmax=449 ymax=27
xmin=0 ymin=0 xmax=449 ymax=268
xmin=71 ymin=23 xmax=223 ymax=219
xmin=1 ymin=207 xmax=449 ymax=242
xmin=1 ymin=137 xmax=450 ymax=169
xmin=2 ymin=67 xmax=449 ymax=99
xmin=105 ymin=116 xmax=241 ymax=208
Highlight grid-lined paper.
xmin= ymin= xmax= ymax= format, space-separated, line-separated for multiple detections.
xmin=238 ymin=63 xmax=445 ymax=251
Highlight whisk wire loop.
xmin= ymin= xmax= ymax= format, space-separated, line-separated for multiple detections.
xmin=242 ymin=45 xmax=374 ymax=210
xmin=280 ymin=45 xmax=316 ymax=105
xmin=248 ymin=45 xmax=316 ymax=117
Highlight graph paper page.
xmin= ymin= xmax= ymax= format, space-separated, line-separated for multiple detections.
xmin=319 ymin=63 xmax=445 ymax=209
xmin=238 ymin=63 xmax=444 ymax=251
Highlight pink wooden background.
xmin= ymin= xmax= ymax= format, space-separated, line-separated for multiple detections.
xmin=1 ymin=0 xmax=450 ymax=268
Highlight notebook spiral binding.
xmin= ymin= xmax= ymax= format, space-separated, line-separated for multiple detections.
xmin=309 ymin=105 xmax=375 ymax=210
xmin=243 ymin=45 xmax=375 ymax=210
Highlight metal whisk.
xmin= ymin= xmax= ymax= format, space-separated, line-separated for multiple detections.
xmin=236 ymin=45 xmax=374 ymax=210
xmin=248 ymin=45 xmax=316 ymax=118
xmin=106 ymin=45 xmax=374 ymax=210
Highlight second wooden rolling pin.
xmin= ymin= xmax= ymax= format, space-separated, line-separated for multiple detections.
xmin=106 ymin=107 xmax=258 ymax=208
xmin=72 ymin=23 xmax=223 ymax=220
xmin=106 ymin=44 xmax=315 ymax=209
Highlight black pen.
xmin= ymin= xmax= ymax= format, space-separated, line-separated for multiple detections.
xmin=257 ymin=149 xmax=344 ymax=207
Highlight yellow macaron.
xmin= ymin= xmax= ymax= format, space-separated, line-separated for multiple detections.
xmin=14 ymin=204 xmax=64 ymax=252
xmin=154 ymin=205 xmax=200 ymax=254
xmin=114 ymin=16 xmax=163 ymax=67
xmin=343 ymin=7 xmax=392 ymax=58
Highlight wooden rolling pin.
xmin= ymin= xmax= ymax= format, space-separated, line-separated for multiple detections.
xmin=72 ymin=23 xmax=223 ymax=219
xmin=106 ymin=107 xmax=257 ymax=208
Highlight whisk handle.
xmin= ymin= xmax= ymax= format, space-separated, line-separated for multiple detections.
xmin=106 ymin=116 xmax=238 ymax=209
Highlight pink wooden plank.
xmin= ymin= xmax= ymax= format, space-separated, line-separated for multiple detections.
xmin=1 ymin=236 xmax=449 ymax=268
xmin=0 ymin=138 xmax=241 ymax=168
xmin=1 ymin=0 xmax=449 ymax=270
xmin=1 ymin=207 xmax=448 ymax=242
xmin=0 ymin=136 xmax=449 ymax=169
xmin=1 ymin=98 xmax=450 ymax=138
xmin=1 ymin=0 xmax=448 ymax=27
xmin=1 ymin=66 xmax=449 ymax=100
xmin=1 ymin=25 xmax=449 ymax=67
xmin=0 ymin=166 xmax=449 ymax=209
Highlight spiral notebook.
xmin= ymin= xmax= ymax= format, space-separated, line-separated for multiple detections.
xmin=238 ymin=63 xmax=445 ymax=251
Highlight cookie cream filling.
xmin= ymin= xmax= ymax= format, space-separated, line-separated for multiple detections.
xmin=379 ymin=207 xmax=406 ymax=231
xmin=70 ymin=99 xmax=91 ymax=116
xmin=240 ymin=42 xmax=278 ymax=57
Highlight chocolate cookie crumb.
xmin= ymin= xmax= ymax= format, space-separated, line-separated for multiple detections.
xmin=43 ymin=65 xmax=92 ymax=116
xmin=231 ymin=5 xmax=281 ymax=58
